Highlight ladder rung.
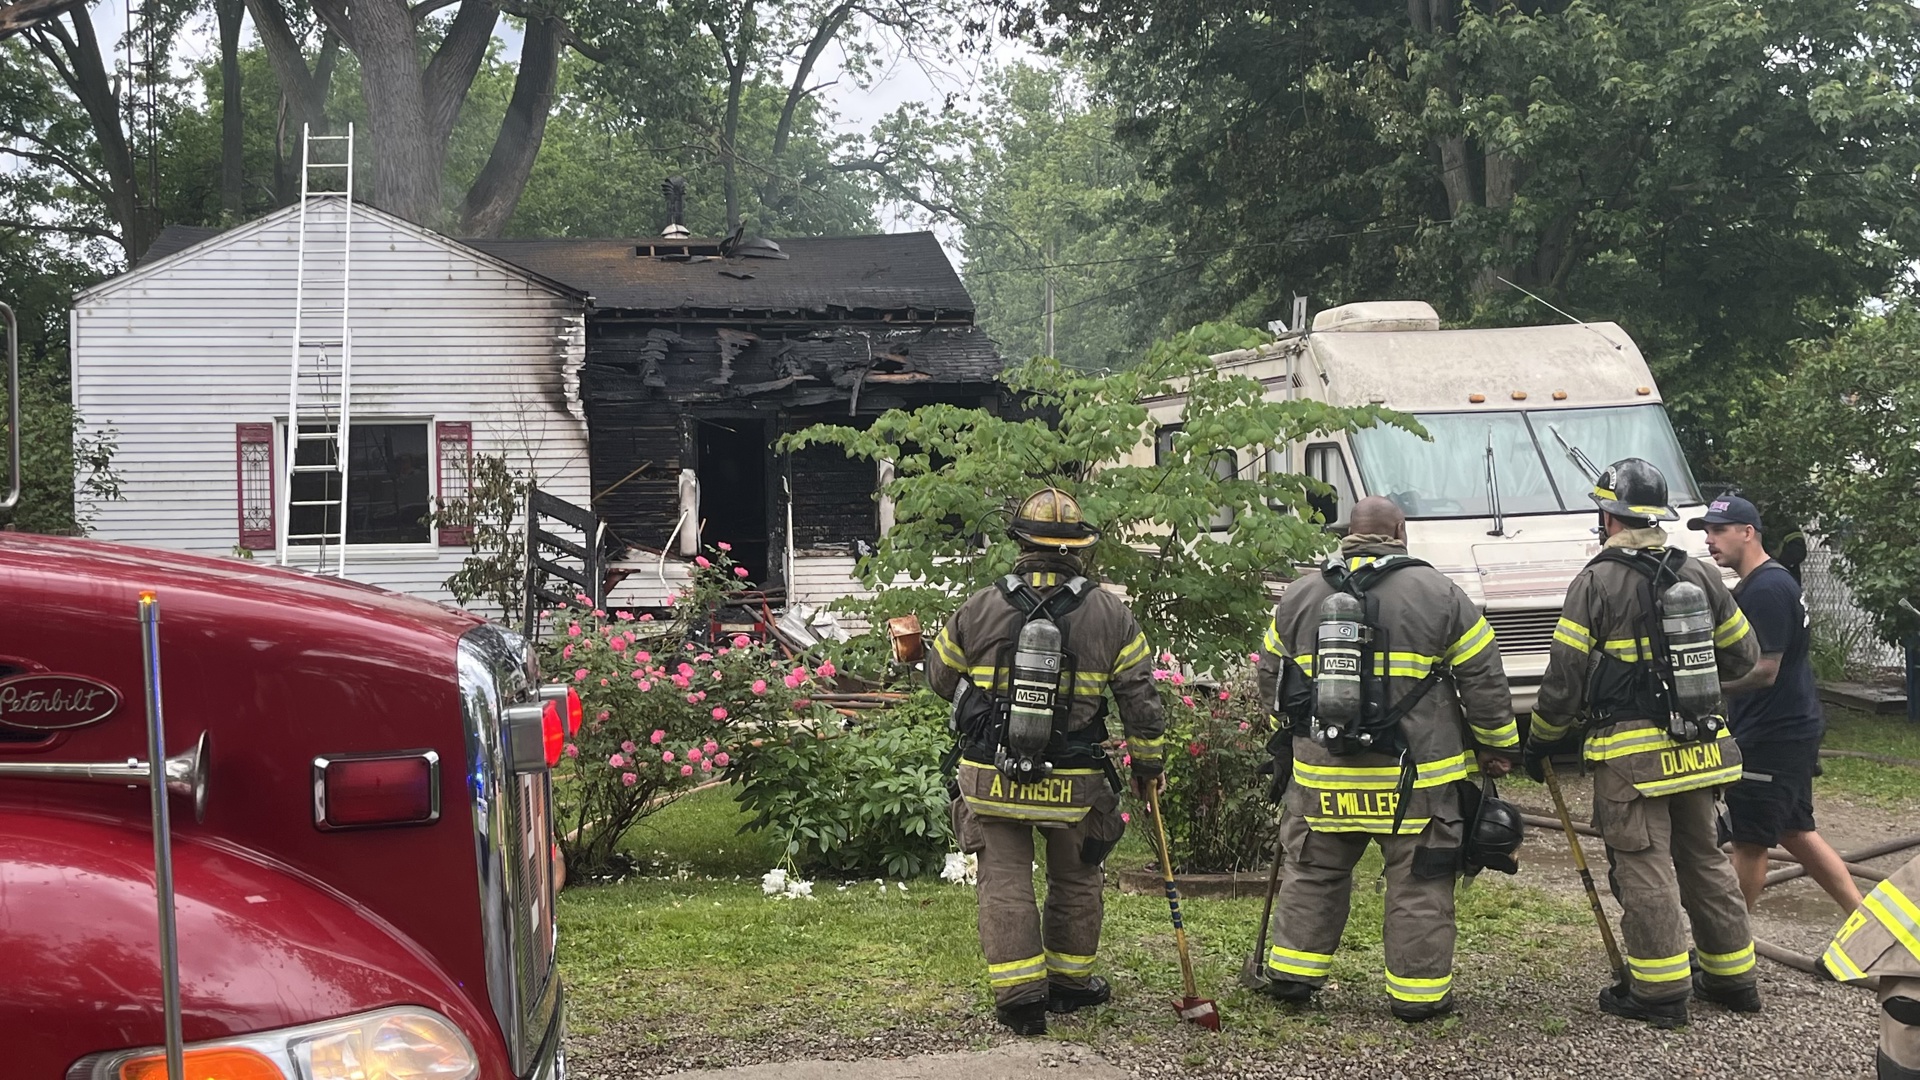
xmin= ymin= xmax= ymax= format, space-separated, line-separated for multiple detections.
xmin=286 ymin=534 xmax=346 ymax=542
xmin=290 ymin=498 xmax=346 ymax=507
xmin=294 ymin=430 xmax=340 ymax=440
xmin=300 ymin=340 xmax=345 ymax=348
xmin=306 ymin=135 xmax=353 ymax=142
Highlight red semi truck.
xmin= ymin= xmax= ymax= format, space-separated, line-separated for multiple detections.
xmin=0 ymin=301 xmax=571 ymax=1078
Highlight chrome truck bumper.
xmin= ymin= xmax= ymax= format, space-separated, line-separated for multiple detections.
xmin=527 ymin=985 xmax=566 ymax=1080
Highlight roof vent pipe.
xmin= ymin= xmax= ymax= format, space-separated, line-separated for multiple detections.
xmin=661 ymin=176 xmax=690 ymax=240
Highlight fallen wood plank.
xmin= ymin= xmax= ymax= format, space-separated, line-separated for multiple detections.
xmin=1819 ymin=679 xmax=1908 ymax=715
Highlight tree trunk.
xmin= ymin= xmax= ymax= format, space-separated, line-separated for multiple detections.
xmin=346 ymin=1 xmax=444 ymax=226
xmin=716 ymin=2 xmax=755 ymax=231
xmin=28 ymin=13 xmax=147 ymax=257
xmin=216 ymin=0 xmax=245 ymax=216
xmin=763 ymin=0 xmax=853 ymax=218
xmin=245 ymin=0 xmax=331 ymax=137
xmin=458 ymin=14 xmax=562 ymax=236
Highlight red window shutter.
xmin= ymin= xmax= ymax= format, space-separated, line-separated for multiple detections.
xmin=436 ymin=421 xmax=474 ymax=546
xmin=235 ymin=423 xmax=276 ymax=550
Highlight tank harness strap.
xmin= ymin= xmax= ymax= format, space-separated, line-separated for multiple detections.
xmin=1588 ymin=547 xmax=1692 ymax=728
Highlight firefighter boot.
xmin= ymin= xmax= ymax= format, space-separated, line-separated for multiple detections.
xmin=995 ymin=997 xmax=1049 ymax=1037
xmin=1692 ymin=966 xmax=1762 ymax=1013
xmin=1598 ymin=982 xmax=1689 ymax=1029
xmin=1048 ymin=975 xmax=1110 ymax=1015
xmin=1257 ymin=978 xmax=1315 ymax=1004
xmin=1391 ymin=993 xmax=1455 ymax=1023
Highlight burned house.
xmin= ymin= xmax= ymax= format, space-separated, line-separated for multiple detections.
xmin=468 ymin=230 xmax=1005 ymax=608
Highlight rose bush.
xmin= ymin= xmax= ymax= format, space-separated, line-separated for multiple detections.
xmin=541 ymin=546 xmax=823 ymax=878
xmin=1137 ymin=655 xmax=1279 ymax=874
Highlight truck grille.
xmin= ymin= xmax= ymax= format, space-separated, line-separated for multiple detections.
xmin=460 ymin=627 xmax=561 ymax=1078
xmin=1485 ymin=607 xmax=1560 ymax=656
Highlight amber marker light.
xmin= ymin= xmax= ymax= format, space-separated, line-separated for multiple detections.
xmin=1635 ymin=386 xmax=1652 ymax=395
xmin=1553 ymin=390 xmax=1568 ymax=400
xmin=1468 ymin=393 xmax=1486 ymax=403
xmin=120 ymin=1047 xmax=281 ymax=1080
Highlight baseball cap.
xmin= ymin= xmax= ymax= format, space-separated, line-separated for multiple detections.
xmin=1687 ymin=494 xmax=1762 ymax=531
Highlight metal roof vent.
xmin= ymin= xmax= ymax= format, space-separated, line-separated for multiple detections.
xmin=661 ymin=176 xmax=690 ymax=240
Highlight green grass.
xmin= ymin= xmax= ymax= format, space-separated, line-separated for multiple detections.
xmin=1816 ymin=705 xmax=1920 ymax=810
xmin=558 ymin=786 xmax=1600 ymax=1050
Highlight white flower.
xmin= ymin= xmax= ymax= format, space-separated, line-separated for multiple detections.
xmin=761 ymin=868 xmax=788 ymax=895
xmin=786 ymin=878 xmax=814 ymax=899
xmin=897 ymin=881 xmax=908 ymax=893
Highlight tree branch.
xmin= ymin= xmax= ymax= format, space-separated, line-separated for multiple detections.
xmin=458 ymin=11 xmax=562 ymax=236
xmin=0 ymin=0 xmax=84 ymax=38
xmin=244 ymin=0 xmax=330 ymax=130
xmin=307 ymin=0 xmax=356 ymax=50
xmin=833 ymin=157 xmax=975 ymax=226
xmin=774 ymin=0 xmax=855 ymax=162
xmin=423 ymin=0 xmax=497 ymax=144
xmin=409 ymin=0 xmax=461 ymax=22
xmin=0 ymin=136 xmax=112 ymax=201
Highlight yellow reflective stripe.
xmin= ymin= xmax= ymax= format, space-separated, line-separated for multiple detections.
xmin=962 ymin=796 xmax=1091 ymax=823
xmin=956 ymin=760 xmax=1100 ymax=777
xmin=1475 ymin=718 xmax=1520 ymax=749
xmin=1113 ymin=632 xmax=1151 ymax=672
xmin=1583 ymin=727 xmax=1674 ymax=760
xmin=1266 ymin=945 xmax=1333 ymax=977
xmin=1633 ymin=765 xmax=1742 ymax=796
xmin=988 ymin=954 xmax=1049 ymax=987
xmin=932 ymin=628 xmax=965 ymax=668
xmin=1715 ymin=609 xmax=1752 ymax=648
xmin=1070 ymin=671 xmax=1110 ymax=698
xmin=1529 ymin=710 xmax=1573 ymax=742
xmin=966 ymin=665 xmax=1007 ymax=693
xmin=1697 ymin=943 xmax=1755 ymax=977
xmin=1292 ymin=653 xmax=1315 ymax=677
xmin=1128 ymin=735 xmax=1165 ymax=763
xmin=1384 ymin=969 xmax=1451 ymax=1003
xmin=1593 ymin=485 xmax=1617 ymax=501
xmin=1293 ymin=751 xmax=1474 ymax=790
xmin=1372 ymin=651 xmax=1439 ymax=678
xmin=1601 ymin=637 xmax=1652 ymax=661
xmin=1262 ymin=618 xmax=1284 ymax=656
xmin=1865 ymin=881 xmax=1920 ymax=965
xmin=1046 ymin=950 xmax=1097 ymax=975
xmin=1302 ymin=815 xmax=1433 ymax=835
xmin=1025 ymin=572 xmax=1061 ymax=588
xmin=1447 ymin=617 xmax=1495 ymax=665
xmin=1553 ymin=617 xmax=1593 ymax=653
xmin=1627 ymin=951 xmax=1692 ymax=982
xmin=1823 ymin=940 xmax=1869 ymax=982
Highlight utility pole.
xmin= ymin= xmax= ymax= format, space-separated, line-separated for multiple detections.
xmin=1044 ymin=238 xmax=1056 ymax=359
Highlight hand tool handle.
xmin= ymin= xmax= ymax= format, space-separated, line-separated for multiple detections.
xmin=1543 ymin=758 xmax=1627 ymax=984
xmin=1147 ymin=783 xmax=1200 ymax=999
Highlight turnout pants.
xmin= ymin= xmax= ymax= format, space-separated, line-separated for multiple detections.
xmin=1884 ymin=977 xmax=1920 ymax=1080
xmin=1592 ymin=762 xmax=1756 ymax=1003
xmin=965 ymin=808 xmax=1108 ymax=1007
xmin=1264 ymin=806 xmax=1462 ymax=1007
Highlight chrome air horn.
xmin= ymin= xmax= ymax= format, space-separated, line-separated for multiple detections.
xmin=0 ymin=728 xmax=211 ymax=824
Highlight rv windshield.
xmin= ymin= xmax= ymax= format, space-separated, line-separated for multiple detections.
xmin=1349 ymin=403 xmax=1700 ymax=519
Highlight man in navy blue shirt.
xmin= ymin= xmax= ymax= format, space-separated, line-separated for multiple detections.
xmin=1693 ymin=495 xmax=1863 ymax=916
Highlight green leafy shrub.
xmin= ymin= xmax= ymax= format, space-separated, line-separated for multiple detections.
xmin=1144 ymin=657 xmax=1278 ymax=874
xmin=543 ymin=545 xmax=821 ymax=879
xmin=732 ymin=689 xmax=954 ymax=879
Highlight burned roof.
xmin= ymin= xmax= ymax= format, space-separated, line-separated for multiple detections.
xmin=467 ymin=232 xmax=974 ymax=316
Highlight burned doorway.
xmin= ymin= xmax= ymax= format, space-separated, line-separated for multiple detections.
xmin=695 ymin=418 xmax=770 ymax=583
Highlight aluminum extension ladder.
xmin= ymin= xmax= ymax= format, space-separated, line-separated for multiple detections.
xmin=277 ymin=122 xmax=355 ymax=576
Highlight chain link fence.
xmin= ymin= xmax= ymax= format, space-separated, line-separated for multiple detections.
xmin=1800 ymin=544 xmax=1904 ymax=678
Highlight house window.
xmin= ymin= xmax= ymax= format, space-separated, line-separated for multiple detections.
xmin=1304 ymin=442 xmax=1356 ymax=527
xmin=288 ymin=422 xmax=434 ymax=546
xmin=235 ymin=423 xmax=276 ymax=550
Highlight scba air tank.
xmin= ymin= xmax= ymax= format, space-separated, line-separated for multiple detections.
xmin=1005 ymin=619 xmax=1063 ymax=772
xmin=1661 ymin=579 xmax=1721 ymax=724
xmin=1314 ymin=592 xmax=1367 ymax=739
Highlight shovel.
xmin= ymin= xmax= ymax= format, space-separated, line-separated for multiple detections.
xmin=1146 ymin=783 xmax=1221 ymax=1030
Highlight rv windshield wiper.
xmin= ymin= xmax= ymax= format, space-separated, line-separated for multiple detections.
xmin=1549 ymin=424 xmax=1600 ymax=482
xmin=1484 ymin=426 xmax=1504 ymax=537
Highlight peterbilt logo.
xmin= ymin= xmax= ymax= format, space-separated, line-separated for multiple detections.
xmin=0 ymin=674 xmax=122 ymax=731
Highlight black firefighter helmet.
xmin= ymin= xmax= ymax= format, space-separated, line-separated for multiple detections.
xmin=1590 ymin=457 xmax=1679 ymax=523
xmin=1463 ymin=779 xmax=1525 ymax=876
xmin=1008 ymin=487 xmax=1101 ymax=551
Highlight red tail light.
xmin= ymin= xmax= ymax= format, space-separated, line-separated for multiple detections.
xmin=542 ymin=699 xmax=564 ymax=767
xmin=565 ymin=688 xmax=583 ymax=736
xmin=312 ymin=751 xmax=441 ymax=830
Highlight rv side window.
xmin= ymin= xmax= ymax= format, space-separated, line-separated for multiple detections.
xmin=1265 ymin=447 xmax=1292 ymax=511
xmin=1208 ymin=449 xmax=1237 ymax=531
xmin=1154 ymin=424 xmax=1183 ymax=466
xmin=1303 ymin=443 xmax=1354 ymax=527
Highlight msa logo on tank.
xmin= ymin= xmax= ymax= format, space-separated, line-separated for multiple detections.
xmin=1659 ymin=740 xmax=1725 ymax=778
xmin=1681 ymin=649 xmax=1715 ymax=669
xmin=0 ymin=673 xmax=122 ymax=731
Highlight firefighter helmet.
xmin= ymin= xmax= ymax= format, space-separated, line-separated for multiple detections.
xmin=1590 ymin=457 xmax=1679 ymax=523
xmin=1008 ymin=487 xmax=1100 ymax=550
xmin=1464 ymin=781 xmax=1525 ymax=876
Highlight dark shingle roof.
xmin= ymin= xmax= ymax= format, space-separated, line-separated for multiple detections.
xmin=139 ymin=225 xmax=221 ymax=264
xmin=466 ymin=232 xmax=974 ymax=316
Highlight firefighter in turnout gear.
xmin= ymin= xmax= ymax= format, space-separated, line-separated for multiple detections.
xmin=1253 ymin=496 xmax=1517 ymax=1022
xmin=1824 ymin=852 xmax=1920 ymax=1080
xmin=927 ymin=488 xmax=1166 ymax=1037
xmin=1524 ymin=457 xmax=1762 ymax=1028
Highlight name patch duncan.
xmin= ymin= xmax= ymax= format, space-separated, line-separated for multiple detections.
xmin=1660 ymin=741 xmax=1724 ymax=777
xmin=0 ymin=674 xmax=122 ymax=731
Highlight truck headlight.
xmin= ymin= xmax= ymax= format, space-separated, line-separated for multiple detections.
xmin=77 ymin=1007 xmax=478 ymax=1080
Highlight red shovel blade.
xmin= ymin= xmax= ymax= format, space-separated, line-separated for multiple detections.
xmin=1174 ymin=996 xmax=1221 ymax=1031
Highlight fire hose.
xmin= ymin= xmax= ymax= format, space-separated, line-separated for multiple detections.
xmin=1517 ymin=809 xmax=1920 ymax=980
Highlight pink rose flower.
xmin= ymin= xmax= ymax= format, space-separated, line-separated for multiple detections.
xmin=617 ymin=611 xmax=634 ymax=621
xmin=568 ymin=624 xmax=582 ymax=638
xmin=696 ymin=653 xmax=713 ymax=663
xmin=622 ymin=772 xmax=638 ymax=787
xmin=733 ymin=635 xmax=751 ymax=648
xmin=1181 ymin=695 xmax=1195 ymax=707
xmin=1151 ymin=669 xmax=1170 ymax=681
xmin=671 ymin=673 xmax=691 ymax=689
xmin=1238 ymin=721 xmax=1252 ymax=731
xmin=703 ymin=740 xmax=719 ymax=755
xmin=562 ymin=644 xmax=574 ymax=660
xmin=783 ymin=673 xmax=801 ymax=689
xmin=650 ymin=730 xmax=666 ymax=744
xmin=1170 ymin=672 xmax=1186 ymax=686
xmin=687 ymin=693 xmax=701 ymax=704
xmin=734 ymin=567 xmax=749 ymax=578
xmin=635 ymin=650 xmax=651 ymax=663
xmin=573 ymin=668 xmax=588 ymax=682
xmin=639 ymin=613 xmax=654 ymax=622
xmin=717 ymin=541 xmax=732 ymax=551
xmin=752 ymin=679 xmax=768 ymax=695
xmin=621 ymin=740 xmax=636 ymax=753
xmin=1161 ymin=651 xmax=1175 ymax=664
xmin=712 ymin=670 xmax=724 ymax=681
xmin=816 ymin=662 xmax=837 ymax=678
xmin=638 ymin=679 xmax=653 ymax=691
xmin=711 ymin=707 xmax=728 ymax=721
xmin=1121 ymin=811 xmax=1132 ymax=824
xmin=791 ymin=665 xmax=809 ymax=679
xmin=695 ymin=691 xmax=707 ymax=702
xmin=564 ymin=743 xmax=579 ymax=758
xmin=599 ymin=678 xmax=609 ymax=687
xmin=662 ymin=751 xmax=675 ymax=763
xmin=688 ymin=747 xmax=704 ymax=762
xmin=714 ymin=752 xmax=730 ymax=767
xmin=701 ymin=759 xmax=714 ymax=772
xmin=679 ymin=662 xmax=695 ymax=676
xmin=680 ymin=764 xmax=694 ymax=777
xmin=1219 ymin=690 xmax=1230 ymax=701
xmin=1248 ymin=652 xmax=1261 ymax=665
xmin=608 ymin=753 xmax=626 ymax=768
xmin=1122 ymin=754 xmax=1132 ymax=766
xmin=610 ymin=637 xmax=627 ymax=652
xmin=695 ymin=556 xmax=712 ymax=569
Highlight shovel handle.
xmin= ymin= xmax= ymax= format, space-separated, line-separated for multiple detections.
xmin=1543 ymin=758 xmax=1627 ymax=984
xmin=1147 ymin=784 xmax=1202 ymax=1000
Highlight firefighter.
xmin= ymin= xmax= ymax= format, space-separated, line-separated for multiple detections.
xmin=926 ymin=487 xmax=1165 ymax=1037
xmin=1524 ymin=458 xmax=1762 ymax=1028
xmin=1253 ymin=496 xmax=1518 ymax=1021
xmin=1824 ymin=852 xmax=1920 ymax=1080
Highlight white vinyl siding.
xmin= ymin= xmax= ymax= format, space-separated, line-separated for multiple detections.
xmin=71 ymin=204 xmax=590 ymax=610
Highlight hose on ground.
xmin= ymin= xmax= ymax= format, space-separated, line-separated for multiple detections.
xmin=1819 ymin=747 xmax=1920 ymax=769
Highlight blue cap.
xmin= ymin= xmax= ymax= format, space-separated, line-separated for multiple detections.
xmin=1687 ymin=494 xmax=1762 ymax=531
